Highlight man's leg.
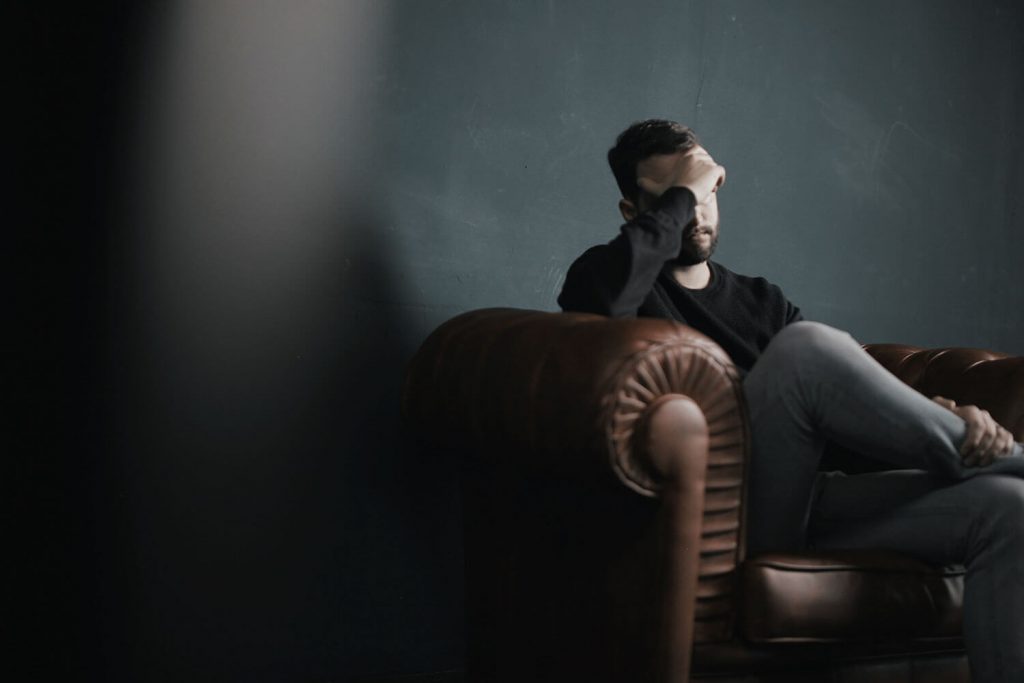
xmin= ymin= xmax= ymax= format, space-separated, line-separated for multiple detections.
xmin=742 ymin=321 xmax=1024 ymax=554
xmin=808 ymin=470 xmax=1024 ymax=683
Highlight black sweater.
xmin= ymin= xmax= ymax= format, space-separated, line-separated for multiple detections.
xmin=558 ymin=187 xmax=803 ymax=373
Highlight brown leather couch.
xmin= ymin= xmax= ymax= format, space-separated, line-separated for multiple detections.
xmin=402 ymin=308 xmax=1024 ymax=683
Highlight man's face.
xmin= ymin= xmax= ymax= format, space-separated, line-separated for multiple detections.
xmin=632 ymin=150 xmax=721 ymax=265
xmin=674 ymin=189 xmax=719 ymax=265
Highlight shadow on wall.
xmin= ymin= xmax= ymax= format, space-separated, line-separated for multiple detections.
xmin=92 ymin=207 xmax=459 ymax=681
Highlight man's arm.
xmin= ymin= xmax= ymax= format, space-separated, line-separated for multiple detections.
xmin=559 ymin=145 xmax=726 ymax=317
xmin=558 ymin=187 xmax=695 ymax=317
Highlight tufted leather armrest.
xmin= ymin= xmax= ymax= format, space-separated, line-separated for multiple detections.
xmin=403 ymin=308 xmax=750 ymax=680
xmin=866 ymin=344 xmax=1024 ymax=439
xmin=402 ymin=307 xmax=748 ymax=497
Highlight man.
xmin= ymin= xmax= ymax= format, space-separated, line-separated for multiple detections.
xmin=558 ymin=119 xmax=1023 ymax=683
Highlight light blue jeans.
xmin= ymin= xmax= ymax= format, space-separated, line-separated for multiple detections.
xmin=742 ymin=321 xmax=1024 ymax=683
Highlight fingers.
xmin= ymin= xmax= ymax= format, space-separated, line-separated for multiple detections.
xmin=683 ymin=145 xmax=714 ymax=162
xmin=988 ymin=423 xmax=1016 ymax=458
xmin=957 ymin=405 xmax=983 ymax=465
xmin=994 ymin=428 xmax=1016 ymax=459
xmin=676 ymin=148 xmax=726 ymax=203
xmin=958 ymin=405 xmax=1006 ymax=467
xmin=958 ymin=406 xmax=985 ymax=464
xmin=685 ymin=149 xmax=725 ymax=191
xmin=932 ymin=395 xmax=956 ymax=411
xmin=635 ymin=147 xmax=726 ymax=204
xmin=681 ymin=147 xmax=720 ymax=176
xmin=971 ymin=420 xmax=1000 ymax=467
xmin=999 ymin=430 xmax=1015 ymax=456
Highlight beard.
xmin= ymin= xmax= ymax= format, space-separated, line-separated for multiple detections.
xmin=675 ymin=221 xmax=719 ymax=265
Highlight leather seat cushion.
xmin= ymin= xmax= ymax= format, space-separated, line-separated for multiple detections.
xmin=741 ymin=551 xmax=964 ymax=643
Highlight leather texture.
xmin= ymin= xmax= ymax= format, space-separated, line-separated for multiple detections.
xmin=403 ymin=307 xmax=745 ymax=490
xmin=403 ymin=308 xmax=749 ymax=653
xmin=402 ymin=308 xmax=1022 ymax=682
xmin=865 ymin=344 xmax=1023 ymax=439
xmin=741 ymin=551 xmax=964 ymax=643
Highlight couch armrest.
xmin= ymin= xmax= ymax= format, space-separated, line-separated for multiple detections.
xmin=403 ymin=308 xmax=751 ymax=678
xmin=402 ymin=307 xmax=747 ymax=497
xmin=866 ymin=344 xmax=1024 ymax=439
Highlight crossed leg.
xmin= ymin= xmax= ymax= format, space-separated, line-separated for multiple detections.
xmin=742 ymin=321 xmax=1024 ymax=553
xmin=740 ymin=321 xmax=1024 ymax=683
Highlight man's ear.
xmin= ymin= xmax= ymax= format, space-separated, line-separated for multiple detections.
xmin=619 ymin=198 xmax=638 ymax=222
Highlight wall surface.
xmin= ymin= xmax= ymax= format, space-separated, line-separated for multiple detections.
xmin=18 ymin=1 xmax=1023 ymax=681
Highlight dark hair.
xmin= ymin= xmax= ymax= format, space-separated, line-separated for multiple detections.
xmin=608 ymin=119 xmax=699 ymax=201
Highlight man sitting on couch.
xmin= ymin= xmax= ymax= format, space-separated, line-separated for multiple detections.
xmin=558 ymin=119 xmax=1023 ymax=683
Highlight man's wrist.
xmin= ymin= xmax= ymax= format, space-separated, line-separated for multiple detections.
xmin=637 ymin=186 xmax=697 ymax=235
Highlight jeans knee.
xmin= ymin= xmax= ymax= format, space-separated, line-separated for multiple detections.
xmin=761 ymin=321 xmax=855 ymax=370
xmin=775 ymin=321 xmax=848 ymax=348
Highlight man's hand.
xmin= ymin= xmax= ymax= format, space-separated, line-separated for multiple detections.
xmin=636 ymin=146 xmax=726 ymax=205
xmin=932 ymin=395 xmax=1016 ymax=467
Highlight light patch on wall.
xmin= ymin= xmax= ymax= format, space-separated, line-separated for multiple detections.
xmin=129 ymin=0 xmax=390 ymax=370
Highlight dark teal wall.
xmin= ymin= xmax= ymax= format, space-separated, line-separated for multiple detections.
xmin=384 ymin=0 xmax=1023 ymax=352
xmin=20 ymin=1 xmax=1022 ymax=681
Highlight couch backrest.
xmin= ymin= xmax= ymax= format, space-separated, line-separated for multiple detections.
xmin=866 ymin=344 xmax=1024 ymax=439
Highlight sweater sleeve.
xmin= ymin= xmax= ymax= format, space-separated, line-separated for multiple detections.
xmin=557 ymin=187 xmax=696 ymax=317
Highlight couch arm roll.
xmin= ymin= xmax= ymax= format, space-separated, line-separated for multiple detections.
xmin=402 ymin=308 xmax=747 ymax=497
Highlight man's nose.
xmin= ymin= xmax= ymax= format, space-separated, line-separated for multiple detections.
xmin=695 ymin=204 xmax=708 ymax=224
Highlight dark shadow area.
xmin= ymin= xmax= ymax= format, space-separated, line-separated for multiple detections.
xmin=87 ymin=209 xmax=461 ymax=681
xmin=16 ymin=4 xmax=464 ymax=681
xmin=13 ymin=4 xmax=157 ymax=677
